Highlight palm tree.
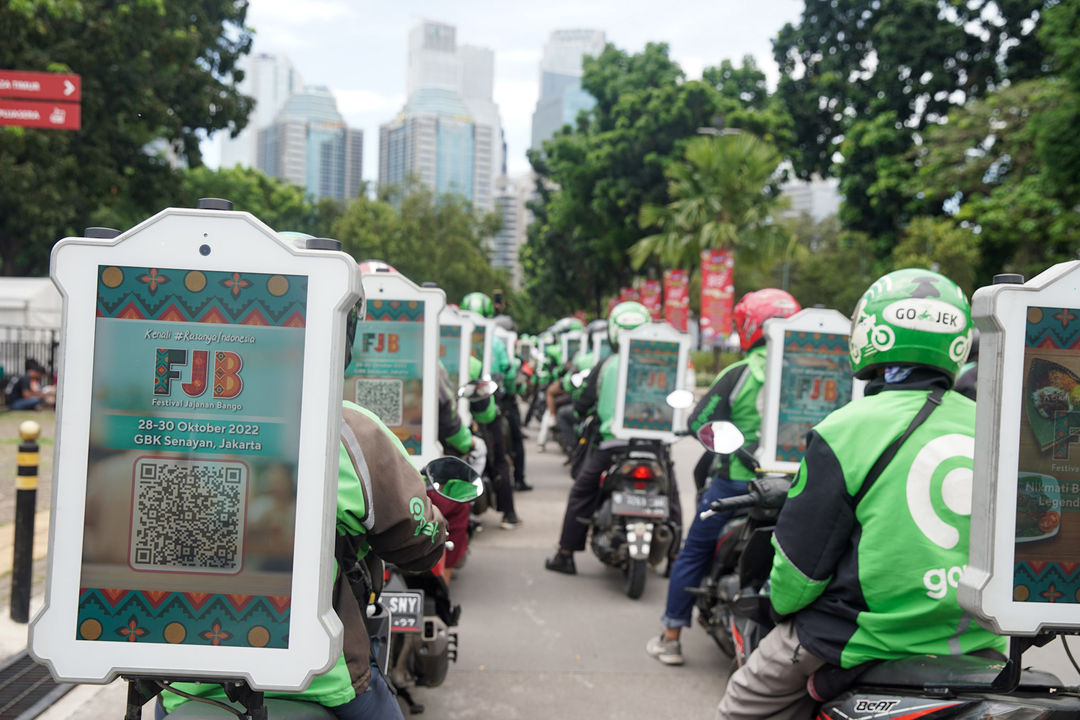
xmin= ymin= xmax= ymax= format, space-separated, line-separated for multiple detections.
xmin=630 ymin=133 xmax=792 ymax=283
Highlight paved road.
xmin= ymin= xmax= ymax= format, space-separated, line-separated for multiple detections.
xmin=402 ymin=431 xmax=730 ymax=719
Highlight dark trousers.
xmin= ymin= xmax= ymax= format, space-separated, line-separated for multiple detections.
xmin=558 ymin=446 xmax=619 ymax=551
xmin=479 ymin=417 xmax=515 ymax=516
xmin=558 ymin=443 xmax=684 ymax=554
xmin=499 ymin=394 xmax=526 ymax=486
xmin=555 ymin=404 xmax=577 ymax=453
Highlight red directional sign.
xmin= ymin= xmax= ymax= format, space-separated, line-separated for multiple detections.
xmin=0 ymin=100 xmax=81 ymax=130
xmin=0 ymin=70 xmax=81 ymax=101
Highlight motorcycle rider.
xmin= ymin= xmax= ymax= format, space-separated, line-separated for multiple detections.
xmin=462 ymin=292 xmax=532 ymax=492
xmin=467 ymin=354 xmax=522 ymax=529
xmin=544 ymin=301 xmax=667 ymax=575
xmin=434 ymin=359 xmax=479 ymax=580
xmin=646 ymin=288 xmax=800 ymax=666
xmin=162 ymin=255 xmax=447 ymax=719
xmin=715 ymin=269 xmax=1006 ymax=720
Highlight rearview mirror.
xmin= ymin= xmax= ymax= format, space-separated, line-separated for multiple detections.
xmin=423 ymin=457 xmax=484 ymax=503
xmin=697 ymin=421 xmax=745 ymax=454
xmin=458 ymin=378 xmax=499 ymax=401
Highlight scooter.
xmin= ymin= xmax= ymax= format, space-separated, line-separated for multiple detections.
xmin=691 ymin=422 xmax=1080 ymax=718
xmin=582 ymin=389 xmax=690 ymax=599
xmin=381 ymin=456 xmax=483 ymax=715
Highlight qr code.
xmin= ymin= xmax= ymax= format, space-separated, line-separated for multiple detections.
xmin=130 ymin=458 xmax=248 ymax=574
xmin=355 ymin=378 xmax=403 ymax=426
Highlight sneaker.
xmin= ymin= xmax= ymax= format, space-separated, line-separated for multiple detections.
xmin=646 ymin=634 xmax=684 ymax=665
xmin=544 ymin=552 xmax=576 ymax=575
xmin=500 ymin=512 xmax=522 ymax=530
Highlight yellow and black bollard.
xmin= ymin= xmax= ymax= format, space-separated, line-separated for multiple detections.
xmin=11 ymin=420 xmax=40 ymax=623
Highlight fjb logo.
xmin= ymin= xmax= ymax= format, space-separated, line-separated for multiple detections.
xmin=360 ymin=332 xmax=399 ymax=354
xmin=154 ymin=349 xmax=243 ymax=398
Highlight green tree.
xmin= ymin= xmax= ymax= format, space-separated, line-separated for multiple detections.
xmin=773 ymin=0 xmax=1051 ymax=242
xmin=524 ymin=43 xmax=792 ymax=318
xmin=630 ymin=133 xmax=791 ymax=293
xmin=783 ymin=214 xmax=879 ymax=315
xmin=890 ymin=217 xmax=980 ymax=295
xmin=0 ymin=0 xmax=252 ymax=274
xmin=334 ymin=181 xmax=508 ymax=305
xmin=907 ymin=79 xmax=1080 ymax=282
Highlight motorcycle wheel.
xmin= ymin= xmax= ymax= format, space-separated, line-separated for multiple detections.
xmin=625 ymin=558 xmax=647 ymax=599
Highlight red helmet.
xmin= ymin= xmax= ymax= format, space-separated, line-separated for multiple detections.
xmin=358 ymin=260 xmax=398 ymax=274
xmin=732 ymin=289 xmax=801 ymax=350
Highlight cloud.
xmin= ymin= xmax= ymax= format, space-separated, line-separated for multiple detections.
xmin=251 ymin=0 xmax=357 ymax=24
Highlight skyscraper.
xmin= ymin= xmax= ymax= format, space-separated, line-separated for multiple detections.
xmin=490 ymin=175 xmax=531 ymax=289
xmin=257 ymin=87 xmax=363 ymax=201
xmin=379 ymin=21 xmax=504 ymax=212
xmin=219 ymin=53 xmax=303 ymax=169
xmin=530 ymin=30 xmax=606 ymax=150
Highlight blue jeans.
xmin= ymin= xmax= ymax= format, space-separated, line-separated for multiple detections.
xmin=330 ymin=660 xmax=404 ymax=720
xmin=661 ymin=475 xmax=747 ymax=628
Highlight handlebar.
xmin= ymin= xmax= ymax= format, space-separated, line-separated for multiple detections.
xmin=699 ymin=493 xmax=758 ymax=520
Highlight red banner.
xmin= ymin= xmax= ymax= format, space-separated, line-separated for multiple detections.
xmin=572 ymin=310 xmax=587 ymax=324
xmin=640 ymin=280 xmax=662 ymax=321
xmin=700 ymin=249 xmax=734 ymax=347
xmin=663 ymin=269 xmax=689 ymax=333
xmin=618 ymin=286 xmax=639 ymax=304
xmin=0 ymin=70 xmax=81 ymax=101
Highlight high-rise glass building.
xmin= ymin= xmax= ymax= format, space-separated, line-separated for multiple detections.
xmin=530 ymin=30 xmax=606 ymax=150
xmin=378 ymin=21 xmax=504 ymax=212
xmin=219 ymin=53 xmax=303 ymax=169
xmin=257 ymin=87 xmax=363 ymax=201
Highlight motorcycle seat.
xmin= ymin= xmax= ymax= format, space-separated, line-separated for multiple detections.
xmin=858 ymin=654 xmax=1064 ymax=691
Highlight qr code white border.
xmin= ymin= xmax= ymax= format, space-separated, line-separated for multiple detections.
xmin=128 ymin=455 xmax=250 ymax=575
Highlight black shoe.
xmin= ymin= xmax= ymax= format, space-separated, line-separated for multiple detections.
xmin=514 ymin=481 xmax=534 ymax=492
xmin=544 ymin=552 xmax=576 ymax=575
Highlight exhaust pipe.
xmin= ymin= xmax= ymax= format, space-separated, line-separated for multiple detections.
xmin=649 ymin=523 xmax=675 ymax=566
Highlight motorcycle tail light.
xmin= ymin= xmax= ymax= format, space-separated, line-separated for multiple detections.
xmin=633 ymin=482 xmax=647 ymax=490
xmin=631 ymin=464 xmax=653 ymax=481
xmin=384 ymin=569 xmax=390 ymax=582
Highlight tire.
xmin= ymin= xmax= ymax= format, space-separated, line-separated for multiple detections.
xmin=625 ymin=558 xmax=647 ymax=599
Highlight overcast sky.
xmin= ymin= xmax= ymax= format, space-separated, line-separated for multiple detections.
xmin=209 ymin=0 xmax=805 ymax=179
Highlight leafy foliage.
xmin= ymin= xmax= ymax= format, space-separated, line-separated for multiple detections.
xmin=631 ymin=133 xmax=791 ymax=286
xmin=333 ymin=181 xmax=509 ymax=307
xmin=524 ymin=44 xmax=792 ymax=318
xmin=0 ymin=0 xmax=252 ymax=274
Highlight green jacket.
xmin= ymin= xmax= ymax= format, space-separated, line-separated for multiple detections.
xmin=688 ymin=345 xmax=767 ymax=482
xmin=164 ymin=403 xmax=447 ymax=711
xmin=770 ymin=371 xmax=1006 ymax=668
xmin=573 ymin=355 xmax=620 ymax=441
xmin=468 ymin=355 xmax=497 ymax=424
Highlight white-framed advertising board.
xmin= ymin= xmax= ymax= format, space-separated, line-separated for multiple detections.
xmin=611 ymin=323 xmax=691 ymax=442
xmin=562 ymin=329 xmax=586 ymax=365
xmin=30 ymin=207 xmax=355 ymax=690
xmin=960 ymin=261 xmax=1080 ymax=634
xmin=354 ymin=273 xmax=446 ymax=469
xmin=759 ymin=308 xmax=866 ymax=474
xmin=439 ymin=306 xmax=474 ymax=396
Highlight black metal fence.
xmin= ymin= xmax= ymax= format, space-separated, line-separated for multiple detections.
xmin=0 ymin=326 xmax=60 ymax=385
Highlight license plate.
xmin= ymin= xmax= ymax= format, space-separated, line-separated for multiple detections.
xmin=611 ymin=491 xmax=668 ymax=518
xmin=383 ymin=590 xmax=425 ymax=633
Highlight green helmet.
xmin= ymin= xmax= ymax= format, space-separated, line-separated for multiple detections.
xmin=461 ymin=292 xmax=495 ymax=318
xmin=608 ymin=301 xmax=650 ymax=349
xmin=849 ymin=268 xmax=973 ymax=381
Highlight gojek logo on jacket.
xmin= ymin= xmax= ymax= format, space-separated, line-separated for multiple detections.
xmin=906 ymin=433 xmax=975 ymax=599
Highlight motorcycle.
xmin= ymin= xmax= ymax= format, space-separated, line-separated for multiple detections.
xmin=583 ymin=390 xmax=688 ymax=599
xmin=685 ymin=420 xmax=791 ymax=667
xmin=156 ymin=457 xmax=483 ymax=719
xmin=690 ymin=422 xmax=1080 ymax=718
xmin=380 ymin=456 xmax=484 ymax=715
